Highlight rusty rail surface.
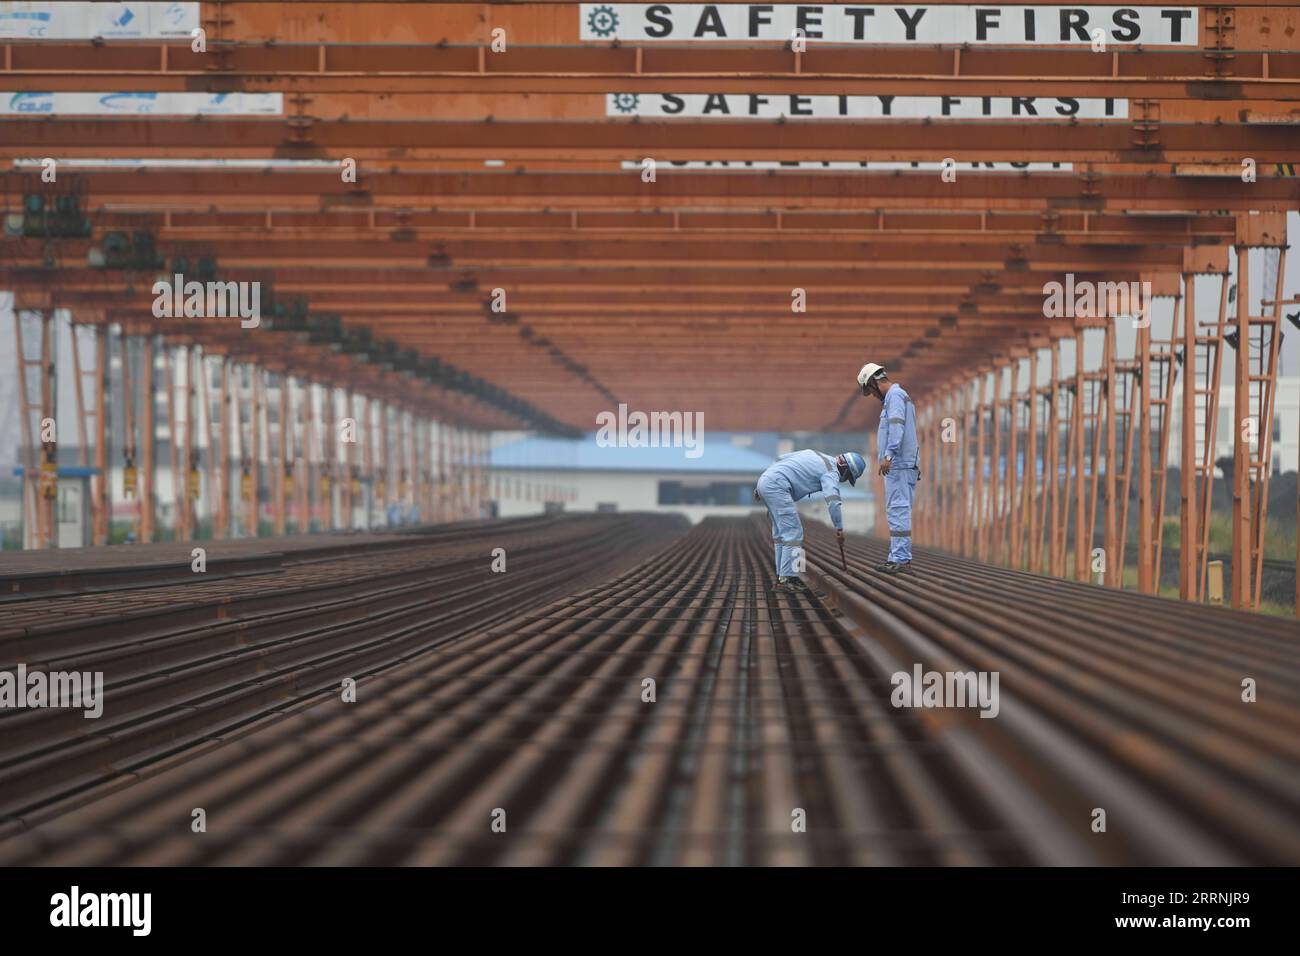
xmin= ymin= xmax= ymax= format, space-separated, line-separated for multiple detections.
xmin=0 ymin=513 xmax=685 ymax=825
xmin=0 ymin=516 xmax=1295 ymax=865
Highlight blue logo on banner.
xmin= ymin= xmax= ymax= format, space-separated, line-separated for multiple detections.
xmin=10 ymin=92 xmax=54 ymax=113
xmin=99 ymin=92 xmax=159 ymax=113
xmin=0 ymin=11 xmax=52 ymax=37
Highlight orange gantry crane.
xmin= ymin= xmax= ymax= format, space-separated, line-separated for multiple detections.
xmin=1 ymin=1 xmax=1297 ymax=612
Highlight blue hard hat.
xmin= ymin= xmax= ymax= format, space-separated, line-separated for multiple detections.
xmin=838 ymin=452 xmax=866 ymax=486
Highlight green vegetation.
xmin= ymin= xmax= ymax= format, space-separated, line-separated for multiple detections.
xmin=1160 ymin=515 xmax=1297 ymax=561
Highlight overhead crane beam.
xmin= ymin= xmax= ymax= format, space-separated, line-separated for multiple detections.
xmin=0 ymin=236 xmax=1198 ymax=270
xmin=7 ymin=169 xmax=1291 ymax=214
xmin=8 ymin=54 xmax=1300 ymax=102
xmin=0 ymin=265 xmax=1169 ymax=290
xmin=9 ymin=212 xmax=1252 ymax=246
xmin=5 ymin=117 xmax=1299 ymax=163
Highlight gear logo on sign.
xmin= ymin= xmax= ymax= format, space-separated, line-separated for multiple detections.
xmin=611 ymin=93 xmax=639 ymax=113
xmin=587 ymin=5 xmax=619 ymax=37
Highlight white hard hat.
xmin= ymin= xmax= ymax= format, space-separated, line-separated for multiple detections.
xmin=857 ymin=363 xmax=886 ymax=387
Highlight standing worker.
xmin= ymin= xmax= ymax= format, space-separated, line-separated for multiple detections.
xmin=754 ymin=449 xmax=866 ymax=591
xmin=858 ymin=363 xmax=920 ymax=573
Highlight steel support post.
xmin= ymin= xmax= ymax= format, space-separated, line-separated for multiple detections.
xmin=371 ymin=398 xmax=383 ymax=528
xmin=300 ymin=381 xmax=313 ymax=533
xmin=1072 ymin=330 xmax=1087 ymax=582
xmin=1231 ymin=244 xmax=1251 ymax=608
xmin=1008 ymin=361 xmax=1023 ymax=569
xmin=343 ymin=390 xmax=355 ymax=530
xmin=380 ymin=399 xmax=392 ymax=524
xmin=94 ymin=325 xmax=109 ymax=545
xmin=13 ymin=315 xmax=37 ymax=548
xmin=990 ymin=368 xmax=1003 ymax=566
xmin=1103 ymin=320 xmax=1119 ymax=588
xmin=1043 ymin=341 xmax=1061 ymax=577
xmin=958 ymin=382 xmax=970 ymax=557
xmin=1024 ymin=350 xmax=1039 ymax=572
xmin=274 ymin=374 xmax=287 ymax=535
xmin=974 ymin=375 xmax=987 ymax=562
xmin=165 ymin=348 xmax=180 ymax=541
xmin=248 ymin=366 xmax=262 ymax=537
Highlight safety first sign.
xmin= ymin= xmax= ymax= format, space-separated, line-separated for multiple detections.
xmin=607 ymin=93 xmax=1127 ymax=119
xmin=580 ymin=5 xmax=1199 ymax=45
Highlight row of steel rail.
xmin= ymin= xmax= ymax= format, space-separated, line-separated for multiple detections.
xmin=3 ymin=514 xmax=1294 ymax=865
xmin=0 ymin=513 xmax=685 ymax=829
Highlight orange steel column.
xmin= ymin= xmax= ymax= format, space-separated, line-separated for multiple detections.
xmin=190 ymin=352 xmax=202 ymax=541
xmin=12 ymin=314 xmax=37 ymax=549
xmin=937 ymin=401 xmax=946 ymax=549
xmin=299 ymin=381 xmax=313 ymax=533
xmin=1024 ymin=349 xmax=1039 ymax=572
xmin=1104 ymin=319 xmax=1119 ymax=588
xmin=139 ymin=337 xmax=156 ymax=543
xmin=1137 ymin=297 xmax=1155 ymax=594
xmin=1231 ymin=243 xmax=1251 ymax=609
xmin=1008 ymin=360 xmax=1023 ymax=569
xmin=275 ymin=374 xmax=288 ymax=535
xmin=409 ymin=410 xmax=419 ymax=521
xmin=70 ymin=325 xmax=90 ymax=535
xmin=319 ymin=384 xmax=334 ymax=531
xmin=974 ymin=374 xmax=987 ymax=562
xmin=991 ymin=370 xmax=1001 ymax=564
xmin=1179 ymin=269 xmax=1198 ymax=599
xmin=216 ymin=357 xmax=230 ymax=539
xmin=247 ymin=366 xmax=262 ymax=537
xmin=380 ymin=400 xmax=392 ymax=524
xmin=343 ymin=390 xmax=355 ymax=530
xmin=395 ymin=407 xmax=407 ymax=520
xmin=94 ymin=326 xmax=109 ymax=545
xmin=371 ymin=398 xmax=384 ymax=527
xmin=1072 ymin=330 xmax=1087 ymax=582
xmin=1039 ymin=343 xmax=1057 ymax=576
xmin=958 ymin=382 xmax=970 ymax=557
xmin=165 ymin=348 xmax=180 ymax=541
xmin=118 ymin=334 xmax=136 ymax=543
xmin=950 ymin=388 xmax=961 ymax=554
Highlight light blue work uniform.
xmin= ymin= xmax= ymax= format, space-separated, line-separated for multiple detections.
xmin=877 ymin=385 xmax=920 ymax=563
xmin=756 ymin=450 xmax=845 ymax=578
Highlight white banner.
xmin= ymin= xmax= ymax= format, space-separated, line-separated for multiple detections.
xmin=607 ymin=92 xmax=1126 ymax=119
xmin=620 ymin=160 xmax=1074 ymax=170
xmin=0 ymin=2 xmax=198 ymax=39
xmin=1 ymin=92 xmax=284 ymax=116
xmin=581 ymin=5 xmax=1199 ymax=45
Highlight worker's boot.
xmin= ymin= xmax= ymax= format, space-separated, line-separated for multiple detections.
xmin=769 ymin=577 xmax=790 ymax=592
xmin=877 ymin=561 xmax=912 ymax=574
xmin=784 ymin=578 xmax=811 ymax=593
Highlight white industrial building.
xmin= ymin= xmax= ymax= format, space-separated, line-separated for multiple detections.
xmin=489 ymin=434 xmax=874 ymax=533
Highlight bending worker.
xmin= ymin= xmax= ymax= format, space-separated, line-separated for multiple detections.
xmin=753 ymin=449 xmax=866 ymax=592
xmin=858 ymin=362 xmax=920 ymax=573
